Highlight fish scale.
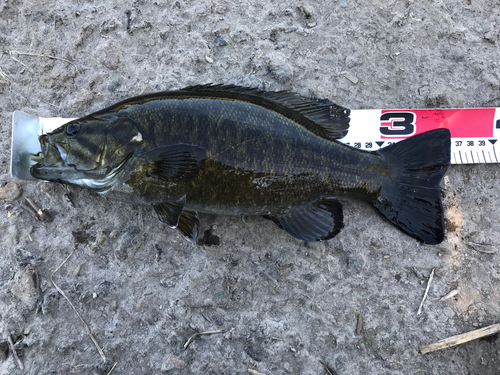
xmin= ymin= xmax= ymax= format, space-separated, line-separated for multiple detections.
xmin=175 ymin=101 xmax=378 ymax=202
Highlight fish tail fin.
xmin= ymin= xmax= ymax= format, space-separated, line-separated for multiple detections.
xmin=373 ymin=129 xmax=451 ymax=244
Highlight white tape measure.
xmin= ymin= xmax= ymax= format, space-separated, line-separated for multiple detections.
xmin=10 ymin=107 xmax=500 ymax=181
xmin=341 ymin=108 xmax=500 ymax=164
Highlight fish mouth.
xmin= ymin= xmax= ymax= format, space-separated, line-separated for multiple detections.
xmin=30 ymin=134 xmax=72 ymax=181
xmin=35 ymin=135 xmax=66 ymax=166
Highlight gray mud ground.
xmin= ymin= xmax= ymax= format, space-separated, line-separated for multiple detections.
xmin=1 ymin=1 xmax=500 ymax=374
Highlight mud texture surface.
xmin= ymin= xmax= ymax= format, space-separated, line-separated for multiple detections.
xmin=1 ymin=1 xmax=500 ymax=374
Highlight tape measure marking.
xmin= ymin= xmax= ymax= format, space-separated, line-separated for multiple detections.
xmin=341 ymin=108 xmax=500 ymax=164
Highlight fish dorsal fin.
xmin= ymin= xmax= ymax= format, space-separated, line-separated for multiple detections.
xmin=154 ymin=196 xmax=186 ymax=227
xmin=264 ymin=197 xmax=344 ymax=241
xmin=181 ymin=84 xmax=350 ymax=141
xmin=140 ymin=144 xmax=207 ymax=181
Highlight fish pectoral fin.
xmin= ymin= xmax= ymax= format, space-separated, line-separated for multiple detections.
xmin=176 ymin=210 xmax=199 ymax=243
xmin=141 ymin=144 xmax=207 ymax=180
xmin=264 ymin=198 xmax=344 ymax=242
xmin=153 ymin=196 xmax=186 ymax=227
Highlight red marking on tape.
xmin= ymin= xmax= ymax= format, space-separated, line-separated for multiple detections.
xmin=380 ymin=108 xmax=496 ymax=139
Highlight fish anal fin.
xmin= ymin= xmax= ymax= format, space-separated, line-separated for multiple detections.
xmin=181 ymin=84 xmax=350 ymax=141
xmin=141 ymin=144 xmax=207 ymax=180
xmin=154 ymin=196 xmax=186 ymax=227
xmin=265 ymin=198 xmax=344 ymax=242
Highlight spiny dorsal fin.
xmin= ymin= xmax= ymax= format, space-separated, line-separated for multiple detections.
xmin=181 ymin=84 xmax=350 ymax=141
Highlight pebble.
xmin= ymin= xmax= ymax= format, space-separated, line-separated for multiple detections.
xmin=346 ymin=255 xmax=365 ymax=273
xmin=214 ymin=35 xmax=227 ymax=46
xmin=214 ymin=5 xmax=227 ymax=14
xmin=232 ymin=29 xmax=248 ymax=43
xmin=0 ymin=182 xmax=22 ymax=202
xmin=100 ymin=18 xmax=119 ymax=33
xmin=15 ymin=249 xmax=43 ymax=267
xmin=298 ymin=5 xmax=314 ymax=19
xmin=107 ymin=78 xmax=121 ymax=92
xmin=342 ymin=71 xmax=359 ymax=84
xmin=269 ymin=63 xmax=293 ymax=84
xmin=11 ymin=266 xmax=40 ymax=310
xmin=484 ymin=29 xmax=499 ymax=43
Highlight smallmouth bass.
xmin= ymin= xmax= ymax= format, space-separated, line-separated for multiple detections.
xmin=30 ymin=85 xmax=451 ymax=244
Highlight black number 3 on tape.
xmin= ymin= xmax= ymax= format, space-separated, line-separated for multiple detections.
xmin=380 ymin=112 xmax=416 ymax=136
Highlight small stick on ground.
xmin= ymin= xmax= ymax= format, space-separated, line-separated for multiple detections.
xmin=107 ymin=362 xmax=118 ymax=375
xmin=440 ymin=289 xmax=458 ymax=302
xmin=466 ymin=241 xmax=498 ymax=254
xmin=183 ymin=329 xmax=225 ymax=350
xmin=7 ymin=335 xmax=24 ymax=370
xmin=248 ymin=369 xmax=266 ymax=375
xmin=22 ymin=198 xmax=52 ymax=222
xmin=7 ymin=52 xmax=33 ymax=73
xmin=417 ymin=268 xmax=434 ymax=315
xmin=0 ymin=65 xmax=11 ymax=85
xmin=419 ymin=323 xmax=500 ymax=354
xmin=8 ymin=50 xmax=80 ymax=72
xmin=356 ymin=314 xmax=363 ymax=335
xmin=183 ymin=304 xmax=226 ymax=309
xmin=320 ymin=360 xmax=337 ymax=375
xmin=51 ymin=251 xmax=106 ymax=361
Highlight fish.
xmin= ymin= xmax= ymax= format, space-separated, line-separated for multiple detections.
xmin=30 ymin=84 xmax=451 ymax=244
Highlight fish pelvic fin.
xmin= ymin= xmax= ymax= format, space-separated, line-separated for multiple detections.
xmin=374 ymin=129 xmax=451 ymax=244
xmin=154 ymin=198 xmax=199 ymax=243
xmin=177 ymin=210 xmax=200 ymax=243
xmin=154 ymin=196 xmax=186 ymax=227
xmin=264 ymin=197 xmax=344 ymax=242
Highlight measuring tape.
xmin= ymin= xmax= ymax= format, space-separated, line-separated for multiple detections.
xmin=10 ymin=107 xmax=500 ymax=182
xmin=341 ymin=108 xmax=500 ymax=164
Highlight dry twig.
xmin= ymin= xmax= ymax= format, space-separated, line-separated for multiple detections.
xmin=248 ymin=369 xmax=266 ymax=375
xmin=183 ymin=304 xmax=226 ymax=309
xmin=8 ymin=50 xmax=80 ymax=72
xmin=419 ymin=323 xmax=500 ymax=354
xmin=22 ymin=198 xmax=52 ymax=222
xmin=183 ymin=329 xmax=225 ymax=350
xmin=51 ymin=251 xmax=106 ymax=360
xmin=320 ymin=360 xmax=337 ymax=375
xmin=356 ymin=314 xmax=363 ymax=335
xmin=7 ymin=51 xmax=32 ymax=73
xmin=248 ymin=368 xmax=264 ymax=375
xmin=466 ymin=241 xmax=498 ymax=254
xmin=7 ymin=335 xmax=24 ymax=370
xmin=0 ymin=65 xmax=11 ymax=85
xmin=440 ymin=289 xmax=458 ymax=302
xmin=417 ymin=268 xmax=434 ymax=315
xmin=107 ymin=362 xmax=118 ymax=375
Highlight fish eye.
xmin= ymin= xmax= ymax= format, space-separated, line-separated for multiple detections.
xmin=66 ymin=123 xmax=80 ymax=138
